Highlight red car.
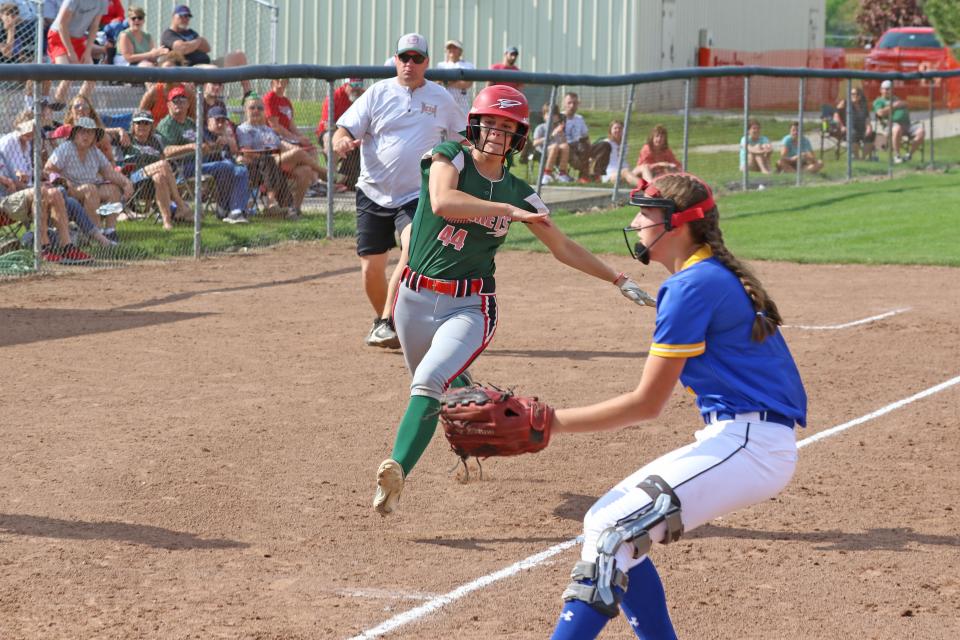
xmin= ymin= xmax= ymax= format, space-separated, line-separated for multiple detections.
xmin=863 ymin=27 xmax=960 ymax=109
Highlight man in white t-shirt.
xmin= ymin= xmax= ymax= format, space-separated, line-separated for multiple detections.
xmin=334 ymin=33 xmax=463 ymax=349
xmin=435 ymin=39 xmax=475 ymax=119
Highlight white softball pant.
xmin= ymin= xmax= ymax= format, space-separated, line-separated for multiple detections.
xmin=393 ymin=284 xmax=498 ymax=400
xmin=580 ymin=417 xmax=798 ymax=570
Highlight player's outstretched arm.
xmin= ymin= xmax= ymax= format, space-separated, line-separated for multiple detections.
xmin=428 ymin=155 xmax=549 ymax=223
xmin=528 ymin=222 xmax=655 ymax=306
xmin=553 ymin=355 xmax=685 ymax=434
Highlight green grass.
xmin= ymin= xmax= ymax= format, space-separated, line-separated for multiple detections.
xmin=107 ymin=171 xmax=959 ymax=267
xmin=502 ymin=171 xmax=960 ymax=266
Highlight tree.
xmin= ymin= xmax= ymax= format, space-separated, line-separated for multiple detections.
xmin=924 ymin=0 xmax=960 ymax=45
xmin=855 ymin=0 xmax=928 ymax=45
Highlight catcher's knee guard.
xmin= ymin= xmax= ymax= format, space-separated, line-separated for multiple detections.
xmin=595 ymin=475 xmax=684 ymax=607
xmin=561 ymin=560 xmax=627 ymax=618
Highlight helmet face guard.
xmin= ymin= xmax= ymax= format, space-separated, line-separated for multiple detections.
xmin=466 ymin=85 xmax=530 ymax=158
xmin=621 ymin=175 xmax=715 ymax=263
xmin=466 ymin=115 xmax=528 ymax=156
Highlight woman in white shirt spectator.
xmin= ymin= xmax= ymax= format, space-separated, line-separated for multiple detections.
xmin=44 ymin=117 xmax=133 ymax=243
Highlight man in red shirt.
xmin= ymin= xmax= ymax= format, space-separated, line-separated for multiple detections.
xmin=489 ymin=45 xmax=523 ymax=90
xmin=315 ymin=78 xmax=365 ymax=189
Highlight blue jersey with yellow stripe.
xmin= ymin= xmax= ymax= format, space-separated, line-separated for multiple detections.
xmin=651 ymin=246 xmax=807 ymax=426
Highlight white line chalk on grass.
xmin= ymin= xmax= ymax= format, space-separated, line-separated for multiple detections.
xmin=348 ymin=372 xmax=960 ymax=640
xmin=784 ymin=307 xmax=910 ymax=331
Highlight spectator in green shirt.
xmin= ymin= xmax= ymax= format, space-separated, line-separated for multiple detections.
xmin=873 ymin=80 xmax=925 ymax=163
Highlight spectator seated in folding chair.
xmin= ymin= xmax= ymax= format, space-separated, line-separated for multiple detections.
xmin=0 ymin=122 xmax=91 ymax=264
xmin=236 ymin=98 xmax=295 ymax=218
xmin=43 ymin=117 xmax=133 ymax=244
xmin=584 ymin=119 xmax=626 ymax=183
xmin=246 ymin=93 xmax=320 ymax=218
xmin=156 ymin=86 xmax=250 ymax=224
xmin=819 ymin=105 xmax=845 ymax=160
xmin=119 ymin=110 xmax=193 ymax=230
xmin=833 ymin=87 xmax=876 ymax=160
xmin=61 ymin=95 xmax=130 ymax=165
xmin=873 ymin=80 xmax=925 ymax=164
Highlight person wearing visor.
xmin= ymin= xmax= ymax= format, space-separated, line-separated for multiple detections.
xmin=545 ymin=172 xmax=806 ymax=639
xmin=371 ymin=85 xmax=656 ymax=517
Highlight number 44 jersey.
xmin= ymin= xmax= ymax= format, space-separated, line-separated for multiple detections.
xmin=407 ymin=141 xmax=549 ymax=280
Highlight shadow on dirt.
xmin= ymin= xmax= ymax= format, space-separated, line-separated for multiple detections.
xmin=0 ymin=513 xmax=249 ymax=551
xmin=113 ymin=265 xmax=359 ymax=311
xmin=0 ymin=308 xmax=212 ymax=347
xmin=688 ymin=523 xmax=960 ymax=551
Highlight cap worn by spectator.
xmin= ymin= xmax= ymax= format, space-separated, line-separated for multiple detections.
xmin=49 ymin=124 xmax=72 ymax=140
xmin=173 ymin=4 xmax=192 ymax=18
xmin=207 ymin=105 xmax=228 ymax=119
xmin=505 ymin=46 xmax=519 ymax=55
xmin=16 ymin=120 xmax=36 ymax=136
xmin=132 ymin=110 xmax=154 ymax=123
xmin=397 ymin=33 xmax=428 ymax=57
xmin=445 ymin=39 xmax=464 ymax=51
xmin=69 ymin=117 xmax=103 ymax=140
xmin=167 ymin=86 xmax=189 ymax=101
xmin=347 ymin=77 xmax=364 ymax=87
xmin=880 ymin=79 xmax=892 ymax=89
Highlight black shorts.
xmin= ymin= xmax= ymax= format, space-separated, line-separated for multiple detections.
xmin=356 ymin=188 xmax=417 ymax=256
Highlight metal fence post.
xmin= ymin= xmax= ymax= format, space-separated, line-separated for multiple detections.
xmin=929 ymin=82 xmax=935 ymax=167
xmin=741 ymin=77 xmax=749 ymax=192
xmin=845 ymin=78 xmax=853 ymax=181
xmin=536 ymin=85 xmax=558 ymax=196
xmin=887 ymin=107 xmax=894 ymax=179
xmin=682 ymin=79 xmax=690 ymax=172
xmin=612 ymin=83 xmax=636 ymax=203
xmin=796 ymin=77 xmax=805 ymax=187
xmin=194 ymin=87 xmax=203 ymax=259
xmin=326 ymin=79 xmax=335 ymax=239
xmin=270 ymin=2 xmax=279 ymax=65
xmin=31 ymin=0 xmax=43 ymax=271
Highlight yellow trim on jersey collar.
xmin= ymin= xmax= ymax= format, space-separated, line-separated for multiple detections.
xmin=680 ymin=245 xmax=713 ymax=271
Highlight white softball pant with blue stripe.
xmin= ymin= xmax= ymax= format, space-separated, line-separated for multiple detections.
xmin=580 ymin=418 xmax=798 ymax=570
xmin=393 ymin=284 xmax=498 ymax=400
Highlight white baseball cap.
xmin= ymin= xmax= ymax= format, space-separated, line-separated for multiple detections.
xmin=880 ymin=79 xmax=893 ymax=89
xmin=397 ymin=33 xmax=428 ymax=56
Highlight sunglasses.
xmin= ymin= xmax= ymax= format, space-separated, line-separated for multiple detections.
xmin=130 ymin=15 xmax=144 ymax=21
xmin=170 ymin=96 xmax=189 ymax=103
xmin=71 ymin=103 xmax=88 ymax=110
xmin=398 ymin=52 xmax=426 ymax=64
xmin=133 ymin=120 xmax=152 ymax=125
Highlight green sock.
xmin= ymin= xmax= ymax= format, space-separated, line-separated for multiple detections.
xmin=391 ymin=395 xmax=441 ymax=477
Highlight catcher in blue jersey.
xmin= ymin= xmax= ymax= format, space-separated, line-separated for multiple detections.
xmin=372 ymin=85 xmax=656 ymax=516
xmin=546 ymin=173 xmax=807 ymax=639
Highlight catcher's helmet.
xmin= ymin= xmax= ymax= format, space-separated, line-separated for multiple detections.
xmin=466 ymin=85 xmax=529 ymax=155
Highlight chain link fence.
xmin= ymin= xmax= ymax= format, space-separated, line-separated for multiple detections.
xmin=2 ymin=60 xmax=959 ymax=277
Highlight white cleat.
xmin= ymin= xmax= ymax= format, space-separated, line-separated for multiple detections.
xmin=373 ymin=459 xmax=405 ymax=516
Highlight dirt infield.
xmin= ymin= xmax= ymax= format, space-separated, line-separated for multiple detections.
xmin=1 ymin=241 xmax=958 ymax=640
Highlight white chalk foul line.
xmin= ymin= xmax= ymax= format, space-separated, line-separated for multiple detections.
xmin=348 ymin=372 xmax=960 ymax=640
xmin=797 ymin=373 xmax=960 ymax=449
xmin=784 ymin=307 xmax=910 ymax=331
xmin=346 ymin=536 xmax=582 ymax=640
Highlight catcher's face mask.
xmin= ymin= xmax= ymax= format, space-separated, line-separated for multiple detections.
xmin=621 ymin=176 xmax=714 ymax=264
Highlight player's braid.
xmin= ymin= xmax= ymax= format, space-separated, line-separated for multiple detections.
xmin=656 ymin=174 xmax=782 ymax=342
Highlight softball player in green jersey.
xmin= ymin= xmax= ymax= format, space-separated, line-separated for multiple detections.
xmin=373 ymin=86 xmax=655 ymax=516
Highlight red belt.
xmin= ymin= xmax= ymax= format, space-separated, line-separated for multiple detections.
xmin=402 ymin=266 xmax=493 ymax=297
